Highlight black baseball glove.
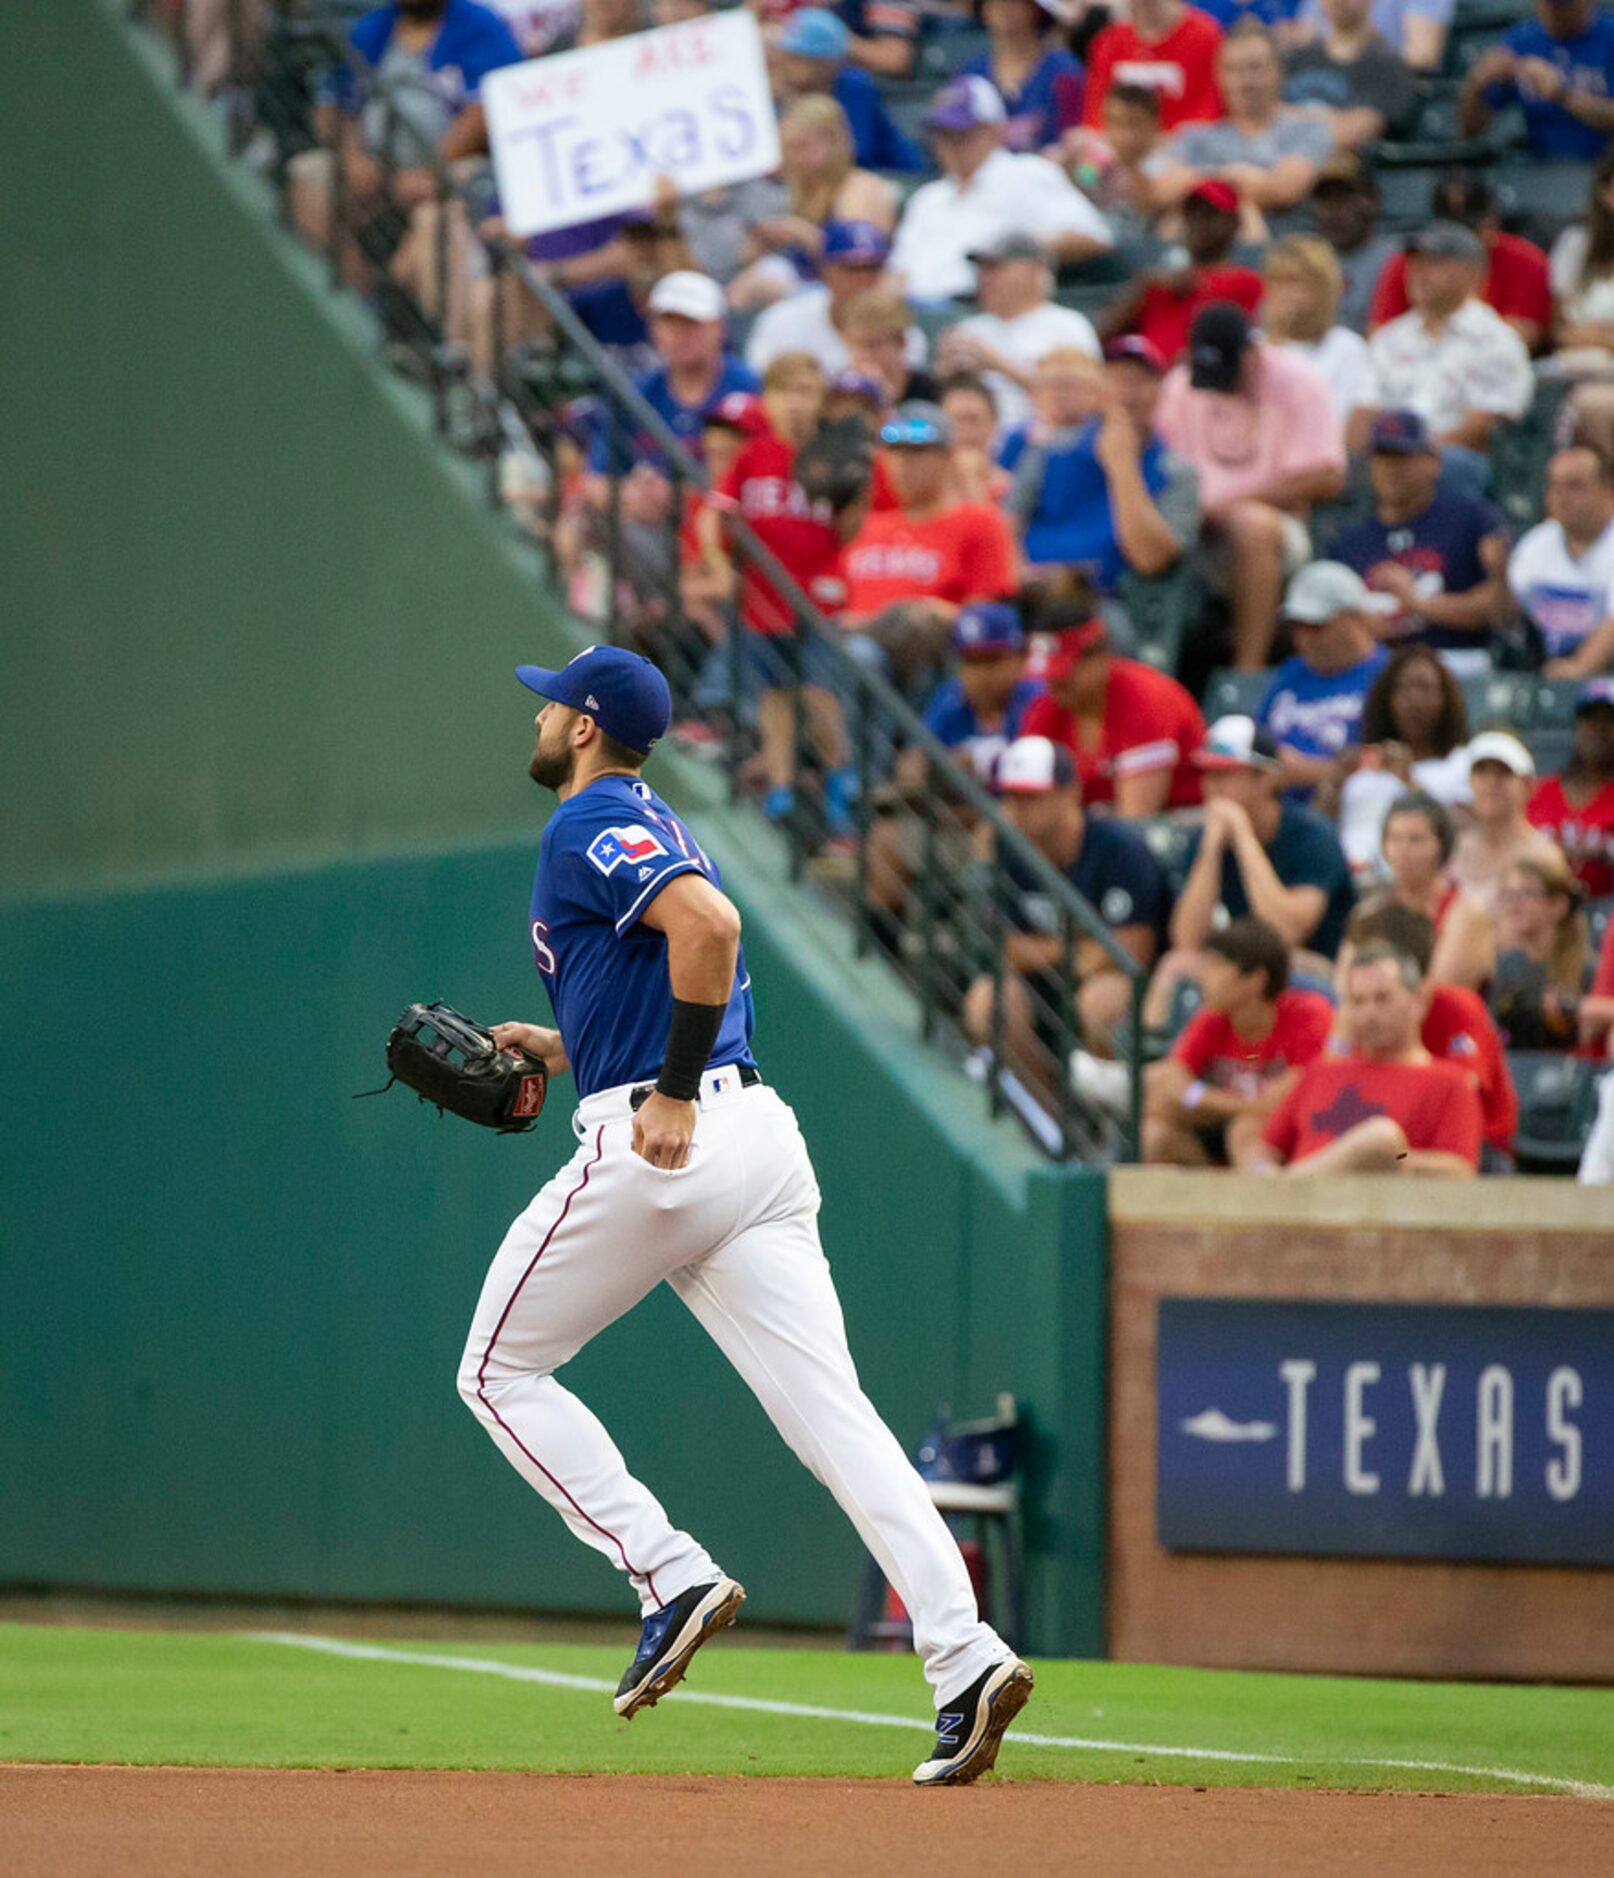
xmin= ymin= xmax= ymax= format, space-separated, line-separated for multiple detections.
xmin=792 ymin=415 xmax=875 ymax=514
xmin=368 ymin=1001 xmax=548 ymax=1133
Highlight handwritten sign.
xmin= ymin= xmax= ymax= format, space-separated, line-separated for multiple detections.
xmin=483 ymin=12 xmax=781 ymax=239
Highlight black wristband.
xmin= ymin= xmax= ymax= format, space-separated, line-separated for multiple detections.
xmin=655 ymin=998 xmax=728 ymax=1102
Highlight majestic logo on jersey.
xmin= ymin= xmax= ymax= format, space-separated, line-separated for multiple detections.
xmin=586 ymin=824 xmax=668 ymax=876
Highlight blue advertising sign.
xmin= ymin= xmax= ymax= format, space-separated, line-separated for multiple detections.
xmin=1156 ymin=1300 xmax=1614 ymax=1565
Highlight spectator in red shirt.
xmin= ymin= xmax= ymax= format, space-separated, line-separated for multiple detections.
xmin=840 ymin=401 xmax=1019 ymax=693
xmin=1240 ymin=940 xmax=1483 ymax=1175
xmin=1340 ymin=897 xmax=1518 ymax=1166
xmin=1369 ymin=171 xmax=1553 ymax=356
xmin=695 ymin=355 xmax=863 ymax=833
xmin=1081 ymin=0 xmax=1225 ymax=134
xmin=1096 ymin=180 xmax=1264 ymax=363
xmin=1527 ymin=678 xmax=1614 ymax=899
xmin=1145 ymin=915 xmax=1335 ymax=1165
xmin=1020 ymin=606 xmax=1206 ymax=814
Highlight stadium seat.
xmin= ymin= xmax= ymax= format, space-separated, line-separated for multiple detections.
xmin=917 ymin=21 xmax=990 ymax=81
xmin=1120 ymin=562 xmax=1200 ymax=675
xmin=1508 ymin=1051 xmax=1602 ymax=1172
xmin=1463 ymin=670 xmax=1535 ymax=734
xmin=1494 ymin=163 xmax=1596 ymax=247
xmin=1489 ymin=381 xmax=1569 ymax=532
xmin=1204 ymin=667 xmax=1270 ymax=721
xmin=1374 ymin=165 xmax=1445 ymax=229
xmin=1526 ymin=726 xmax=1575 ymax=776
xmin=1053 ymin=280 xmax=1119 ymax=323
xmin=1528 ymin=678 xmax=1583 ymax=729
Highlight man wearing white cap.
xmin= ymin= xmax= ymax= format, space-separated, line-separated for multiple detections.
xmin=585 ymin=272 xmax=758 ymax=483
xmin=889 ymin=76 xmax=1113 ymax=303
xmin=964 ymin=735 xmax=1169 ymax=1107
xmin=1255 ymin=561 xmax=1392 ymax=798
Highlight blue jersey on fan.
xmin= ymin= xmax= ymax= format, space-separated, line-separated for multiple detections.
xmin=529 ymin=776 xmax=756 ymax=1097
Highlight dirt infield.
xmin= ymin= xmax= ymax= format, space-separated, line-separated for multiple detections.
xmin=5 ymin=1767 xmax=1609 ymax=1876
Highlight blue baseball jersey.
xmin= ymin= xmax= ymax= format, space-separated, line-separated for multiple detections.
xmin=529 ymin=776 xmax=756 ymax=1098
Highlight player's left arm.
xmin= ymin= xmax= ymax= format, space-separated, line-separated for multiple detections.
xmin=634 ymin=873 xmax=743 ymax=1169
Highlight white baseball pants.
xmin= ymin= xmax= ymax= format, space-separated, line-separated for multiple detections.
xmin=457 ymin=1069 xmax=1005 ymax=1706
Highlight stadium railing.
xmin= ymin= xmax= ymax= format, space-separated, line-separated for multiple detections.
xmin=135 ymin=0 xmax=1148 ymax=1163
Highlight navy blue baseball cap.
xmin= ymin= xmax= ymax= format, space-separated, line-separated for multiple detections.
xmin=821 ymin=219 xmax=890 ymax=266
xmin=516 ymin=645 xmax=672 ymax=756
xmin=952 ymin=602 xmax=1025 ymax=657
xmin=1369 ymin=408 xmax=1433 ymax=455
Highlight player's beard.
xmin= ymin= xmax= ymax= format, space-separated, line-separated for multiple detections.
xmin=528 ymin=741 xmax=576 ymax=793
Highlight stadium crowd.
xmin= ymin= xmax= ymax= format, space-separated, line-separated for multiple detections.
xmin=232 ymin=0 xmax=1614 ymax=1176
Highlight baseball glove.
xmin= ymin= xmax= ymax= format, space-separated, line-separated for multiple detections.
xmin=792 ymin=415 xmax=874 ymax=515
xmin=367 ymin=1001 xmax=548 ymax=1133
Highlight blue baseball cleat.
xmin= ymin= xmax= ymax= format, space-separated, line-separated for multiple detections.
xmin=911 ymin=1657 xmax=1035 ymax=1786
xmin=613 ymin=1577 xmax=746 ymax=1719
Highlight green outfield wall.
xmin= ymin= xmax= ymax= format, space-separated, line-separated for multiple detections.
xmin=0 ymin=0 xmax=1108 ymax=1657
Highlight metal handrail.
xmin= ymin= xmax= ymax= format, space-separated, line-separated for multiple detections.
xmin=154 ymin=1 xmax=1146 ymax=1160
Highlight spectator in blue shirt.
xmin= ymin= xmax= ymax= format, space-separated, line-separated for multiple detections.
xmin=1330 ymin=409 xmax=1511 ymax=674
xmin=920 ymin=604 xmax=1045 ymax=779
xmin=770 ymin=9 xmax=927 ymax=173
xmin=585 ymin=271 xmax=759 ymax=481
xmin=962 ymin=0 xmax=1086 ymax=154
xmin=835 ymin=0 xmax=922 ymax=81
xmin=1001 ymin=336 xmax=1199 ymax=605
xmin=1257 ymin=561 xmax=1392 ymax=797
xmin=1460 ymin=0 xmax=1614 ymax=160
xmin=293 ymin=0 xmax=523 ymax=270
xmin=1201 ymin=0 xmax=1303 ymax=29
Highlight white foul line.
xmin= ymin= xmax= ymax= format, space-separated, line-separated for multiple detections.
xmin=249 ymin=1633 xmax=1614 ymax=1800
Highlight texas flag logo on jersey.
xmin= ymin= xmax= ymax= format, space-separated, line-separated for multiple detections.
xmin=586 ymin=824 xmax=668 ymax=876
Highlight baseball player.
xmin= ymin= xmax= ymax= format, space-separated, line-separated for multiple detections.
xmin=457 ymin=645 xmax=1033 ymax=1785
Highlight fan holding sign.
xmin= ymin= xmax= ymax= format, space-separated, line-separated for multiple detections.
xmin=484 ymin=11 xmax=783 ymax=240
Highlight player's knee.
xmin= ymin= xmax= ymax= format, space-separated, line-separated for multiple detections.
xmin=456 ymin=1341 xmax=493 ymax=1420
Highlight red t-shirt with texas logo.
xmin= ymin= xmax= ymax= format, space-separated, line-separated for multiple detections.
xmin=1020 ymin=657 xmax=1205 ymax=810
xmin=1526 ymin=774 xmax=1614 ymax=900
xmin=1261 ymin=1056 xmax=1483 ymax=1167
xmin=840 ymin=501 xmax=1017 ymax=623
xmin=716 ymin=426 xmax=847 ymax=636
xmin=1171 ymin=988 xmax=1334 ymax=1098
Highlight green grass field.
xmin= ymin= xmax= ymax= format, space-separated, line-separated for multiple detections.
xmin=3 ymin=1623 xmax=1611 ymax=1797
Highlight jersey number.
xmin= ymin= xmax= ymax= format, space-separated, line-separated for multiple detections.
xmin=530 ymin=918 xmax=557 ymax=976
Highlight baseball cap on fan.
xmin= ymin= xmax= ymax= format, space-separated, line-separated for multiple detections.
xmin=517 ymin=646 xmax=672 ymax=756
xmin=994 ymin=736 xmax=1076 ymax=795
xmin=1194 ymin=714 xmax=1282 ymax=772
xmin=925 ymin=75 xmax=1007 ymax=132
xmin=822 ymin=219 xmax=890 ymax=266
xmin=647 ymin=271 xmax=725 ymax=322
xmin=1466 ymin=729 xmax=1535 ymax=777
xmin=1282 ymin=561 xmax=1399 ymax=624
xmin=775 ymin=8 xmax=850 ymax=59
xmin=1042 ymin=618 xmax=1107 ymax=680
xmin=953 ymin=602 xmax=1025 ymax=657
xmin=1187 ymin=302 xmax=1254 ymax=395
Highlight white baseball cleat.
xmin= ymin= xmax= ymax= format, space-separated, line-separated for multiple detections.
xmin=912 ymin=1657 xmax=1035 ymax=1786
